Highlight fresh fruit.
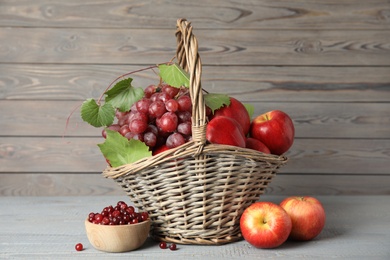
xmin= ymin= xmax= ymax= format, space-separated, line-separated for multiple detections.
xmin=88 ymin=201 xmax=149 ymax=225
xmin=240 ymin=201 xmax=292 ymax=249
xmin=169 ymin=243 xmax=177 ymax=251
xmin=250 ymin=110 xmax=295 ymax=155
xmin=212 ymin=97 xmax=251 ymax=135
xmin=80 ymin=64 xmax=251 ymax=166
xmin=206 ymin=116 xmax=246 ymax=148
xmin=245 ymin=137 xmax=271 ymax=154
xmin=75 ymin=243 xmax=83 ymax=251
xmin=152 ymin=144 xmax=170 ymax=155
xmin=159 ymin=242 xmax=167 ymax=249
xmin=280 ymin=196 xmax=326 ymax=241
xmin=166 ymin=132 xmax=186 ymax=148
xmin=101 ymin=84 xmax=195 ymax=155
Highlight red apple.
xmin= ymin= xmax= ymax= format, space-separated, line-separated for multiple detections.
xmin=240 ymin=201 xmax=292 ymax=249
xmin=245 ymin=137 xmax=271 ymax=154
xmin=212 ymin=97 xmax=251 ymax=135
xmin=250 ymin=110 xmax=294 ymax=155
xmin=152 ymin=144 xmax=170 ymax=155
xmin=280 ymin=196 xmax=326 ymax=241
xmin=206 ymin=116 xmax=246 ymax=148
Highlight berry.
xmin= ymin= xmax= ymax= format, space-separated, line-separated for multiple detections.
xmin=88 ymin=201 xmax=149 ymax=226
xmin=177 ymin=111 xmax=191 ymax=123
xmin=165 ymin=99 xmax=179 ymax=112
xmin=119 ymin=125 xmax=131 ymax=136
xmin=140 ymin=212 xmax=149 ymax=221
xmin=143 ymin=132 xmax=157 ymax=147
xmin=144 ymin=85 xmax=157 ymax=98
xmin=177 ymin=122 xmax=192 ymax=136
xmin=177 ymin=95 xmax=192 ymax=112
xmin=161 ymin=84 xmax=180 ymax=98
xmin=169 ymin=243 xmax=177 ymax=251
xmin=159 ymin=242 xmax=167 ymax=249
xmin=156 ymin=112 xmax=178 ymax=133
xmin=129 ymin=118 xmax=148 ymax=134
xmin=75 ymin=243 xmax=83 ymax=251
xmin=94 ymin=213 xmax=103 ymax=224
xmin=166 ymin=133 xmax=185 ymax=148
xmin=102 ymin=82 xmax=195 ymax=154
xmin=135 ymin=98 xmax=152 ymax=114
xmin=149 ymin=100 xmax=166 ymax=118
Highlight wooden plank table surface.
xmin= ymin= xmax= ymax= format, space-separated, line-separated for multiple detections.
xmin=1 ymin=195 xmax=389 ymax=259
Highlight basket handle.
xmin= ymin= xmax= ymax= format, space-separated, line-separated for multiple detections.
xmin=175 ymin=19 xmax=207 ymax=150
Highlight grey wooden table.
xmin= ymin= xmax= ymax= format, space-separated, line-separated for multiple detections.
xmin=1 ymin=195 xmax=389 ymax=259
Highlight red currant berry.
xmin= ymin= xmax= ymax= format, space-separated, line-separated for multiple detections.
xmin=112 ymin=210 xmax=120 ymax=218
xmin=140 ymin=212 xmax=149 ymax=222
xmin=159 ymin=242 xmax=167 ymax=249
xmin=88 ymin=212 xmax=95 ymax=219
xmin=101 ymin=217 xmax=110 ymax=225
xmin=94 ymin=213 xmax=103 ymax=224
xmin=126 ymin=206 xmax=135 ymax=214
xmin=169 ymin=243 xmax=177 ymax=251
xmin=75 ymin=243 xmax=83 ymax=251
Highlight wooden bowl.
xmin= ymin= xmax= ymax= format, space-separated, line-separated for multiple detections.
xmin=85 ymin=218 xmax=151 ymax=253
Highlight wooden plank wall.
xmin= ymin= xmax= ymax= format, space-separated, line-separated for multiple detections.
xmin=0 ymin=0 xmax=389 ymax=196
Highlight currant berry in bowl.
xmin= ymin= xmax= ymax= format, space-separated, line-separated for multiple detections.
xmin=85 ymin=201 xmax=151 ymax=253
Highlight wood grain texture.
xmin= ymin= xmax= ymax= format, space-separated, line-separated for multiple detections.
xmin=0 ymin=173 xmax=389 ymax=196
xmin=1 ymin=100 xmax=389 ymax=139
xmin=1 ymin=64 xmax=389 ymax=102
xmin=1 ymin=0 xmax=389 ymax=196
xmin=1 ymin=137 xmax=389 ymax=174
xmin=1 ymin=28 xmax=389 ymax=66
xmin=1 ymin=0 xmax=389 ymax=30
xmin=0 ymin=196 xmax=389 ymax=258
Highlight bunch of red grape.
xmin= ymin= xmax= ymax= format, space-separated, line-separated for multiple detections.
xmin=102 ymin=84 xmax=207 ymax=154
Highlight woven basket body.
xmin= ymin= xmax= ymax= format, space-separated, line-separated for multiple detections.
xmin=103 ymin=18 xmax=288 ymax=245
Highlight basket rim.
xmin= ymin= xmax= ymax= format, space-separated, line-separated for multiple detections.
xmin=102 ymin=140 xmax=288 ymax=179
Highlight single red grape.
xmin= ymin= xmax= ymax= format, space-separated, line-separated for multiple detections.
xmin=166 ymin=132 xmax=185 ymax=148
xmin=156 ymin=112 xmax=178 ymax=133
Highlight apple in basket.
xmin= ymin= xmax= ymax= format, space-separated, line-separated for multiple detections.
xmin=240 ymin=201 xmax=292 ymax=248
xmin=206 ymin=116 xmax=246 ymax=148
xmin=250 ymin=110 xmax=295 ymax=155
xmin=211 ymin=97 xmax=251 ymax=135
xmin=280 ymin=196 xmax=326 ymax=241
xmin=245 ymin=137 xmax=271 ymax=154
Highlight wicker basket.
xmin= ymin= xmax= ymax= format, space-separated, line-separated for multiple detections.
xmin=102 ymin=18 xmax=288 ymax=245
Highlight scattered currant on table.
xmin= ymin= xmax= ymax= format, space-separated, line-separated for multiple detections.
xmin=159 ymin=241 xmax=177 ymax=251
xmin=75 ymin=243 xmax=83 ymax=251
xmin=88 ymin=201 xmax=149 ymax=225
xmin=159 ymin=242 xmax=167 ymax=249
xmin=169 ymin=243 xmax=177 ymax=251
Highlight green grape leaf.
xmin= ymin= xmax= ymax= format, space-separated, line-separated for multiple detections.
xmin=204 ymin=93 xmax=231 ymax=114
xmin=80 ymin=98 xmax=115 ymax=127
xmin=105 ymin=78 xmax=144 ymax=112
xmin=159 ymin=63 xmax=190 ymax=88
xmin=98 ymin=130 xmax=152 ymax=167
xmin=244 ymin=103 xmax=255 ymax=119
